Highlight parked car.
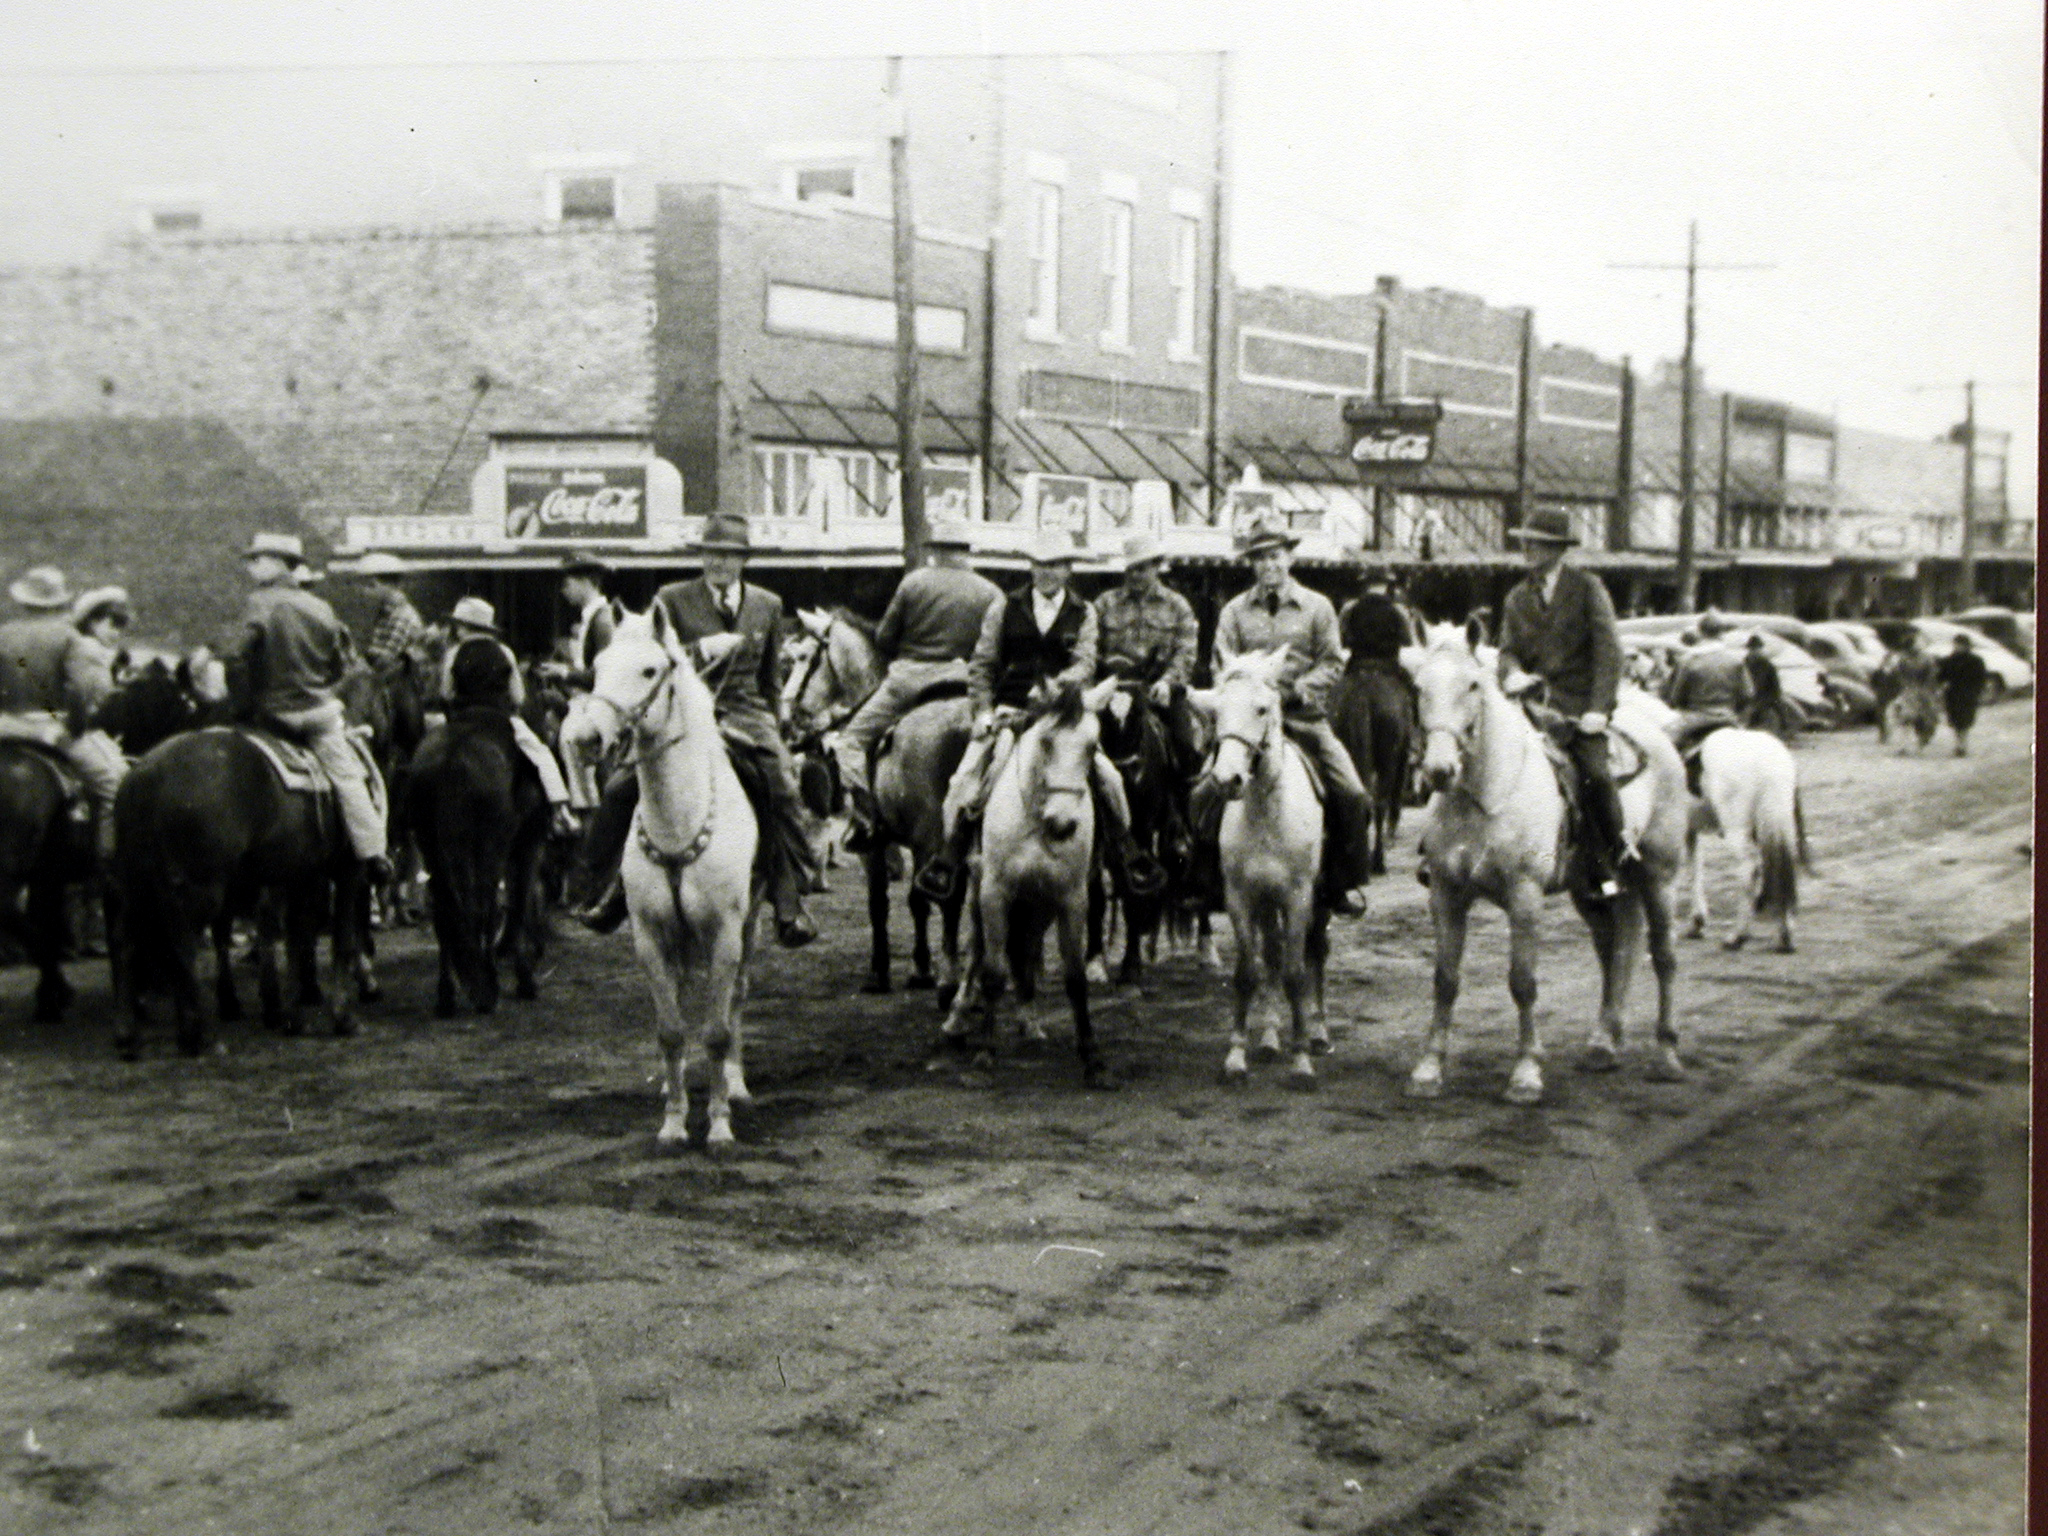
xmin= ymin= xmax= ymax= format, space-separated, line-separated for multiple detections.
xmin=1617 ymin=612 xmax=1815 ymax=647
xmin=1621 ymin=628 xmax=1832 ymax=715
xmin=1946 ymin=606 xmax=2034 ymax=664
xmin=1807 ymin=620 xmax=1892 ymax=674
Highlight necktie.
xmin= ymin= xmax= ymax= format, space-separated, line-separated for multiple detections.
xmin=1265 ymin=592 xmax=1281 ymax=618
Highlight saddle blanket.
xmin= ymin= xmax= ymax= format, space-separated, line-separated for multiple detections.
xmin=197 ymin=725 xmax=332 ymax=796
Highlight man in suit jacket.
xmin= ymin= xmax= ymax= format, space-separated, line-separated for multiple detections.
xmin=569 ymin=513 xmax=819 ymax=947
xmin=1495 ymin=507 xmax=1628 ymax=899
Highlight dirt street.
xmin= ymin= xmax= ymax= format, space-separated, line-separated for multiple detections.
xmin=0 ymin=702 xmax=2030 ymax=1536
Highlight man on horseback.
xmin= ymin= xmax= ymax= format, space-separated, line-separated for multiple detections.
xmin=1496 ymin=506 xmax=1628 ymax=900
xmin=920 ymin=530 xmax=1159 ymax=902
xmin=233 ymin=533 xmax=391 ymax=884
xmin=357 ymin=552 xmax=426 ymax=669
xmin=834 ymin=518 xmax=1000 ymax=855
xmin=437 ymin=597 xmax=579 ymax=837
xmin=1092 ymin=532 xmax=1203 ymax=771
xmin=569 ymin=512 xmax=820 ymax=948
xmin=1662 ymin=611 xmax=1752 ymax=789
xmin=0 ymin=568 xmax=128 ymax=862
xmin=559 ymin=555 xmax=618 ymax=689
xmin=1201 ymin=515 xmax=1373 ymax=917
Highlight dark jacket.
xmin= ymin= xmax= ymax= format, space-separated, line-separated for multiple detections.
xmin=652 ymin=576 xmax=786 ymax=721
xmin=1497 ymin=563 xmax=1621 ymax=718
xmin=238 ymin=585 xmax=353 ymax=717
xmin=969 ymin=588 xmax=1096 ymax=713
xmin=0 ymin=615 xmax=81 ymax=716
xmin=1935 ymin=649 xmax=1988 ymax=703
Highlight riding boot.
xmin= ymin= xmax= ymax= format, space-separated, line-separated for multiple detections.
xmin=1186 ymin=773 xmax=1226 ymax=912
xmin=842 ymin=783 xmax=882 ymax=855
xmin=1094 ymin=788 xmax=1167 ymax=898
xmin=915 ymin=815 xmax=976 ymax=902
xmin=568 ymin=772 xmax=638 ymax=929
xmin=1579 ymin=777 xmax=1629 ymax=900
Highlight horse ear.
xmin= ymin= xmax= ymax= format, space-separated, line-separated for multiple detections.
xmin=1183 ymin=687 xmax=1218 ymax=719
xmin=1258 ymin=645 xmax=1294 ymax=682
xmin=1082 ymin=676 xmax=1119 ymax=714
xmin=1463 ymin=616 xmax=1486 ymax=651
xmin=648 ymin=599 xmax=675 ymax=651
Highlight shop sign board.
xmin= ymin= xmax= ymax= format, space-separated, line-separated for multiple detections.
xmin=1028 ymin=474 xmax=1095 ymax=551
xmin=1343 ymin=398 xmax=1443 ymax=472
xmin=922 ymin=463 xmax=977 ymax=522
xmin=505 ymin=465 xmax=648 ymax=541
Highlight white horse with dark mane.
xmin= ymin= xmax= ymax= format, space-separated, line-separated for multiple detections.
xmin=1405 ymin=623 xmax=1690 ymax=1102
xmin=578 ymin=607 xmax=762 ymax=1150
xmin=1684 ymin=726 xmax=1808 ymax=953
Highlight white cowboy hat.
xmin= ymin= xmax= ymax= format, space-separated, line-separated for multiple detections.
xmin=1028 ymin=529 xmax=1081 ymax=566
xmin=71 ymin=586 xmax=132 ymax=628
xmin=926 ymin=517 xmax=974 ymax=550
xmin=1117 ymin=532 xmax=1166 ymax=570
xmin=244 ymin=531 xmax=306 ymax=562
xmin=9 ymin=566 xmax=71 ymax=610
xmin=449 ymin=596 xmax=500 ymax=634
xmin=355 ymin=552 xmax=407 ymax=578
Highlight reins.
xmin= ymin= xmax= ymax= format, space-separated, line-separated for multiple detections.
xmin=590 ymin=645 xmax=719 ymax=873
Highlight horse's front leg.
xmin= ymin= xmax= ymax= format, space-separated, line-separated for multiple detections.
xmin=1057 ymin=886 xmax=1107 ymax=1088
xmin=24 ymin=876 xmax=73 ymax=1023
xmin=1502 ymin=883 xmax=1545 ymax=1104
xmin=1279 ymin=893 xmax=1317 ymax=1088
xmin=719 ymin=896 xmax=761 ymax=1112
xmin=1640 ymin=869 xmax=1684 ymax=1081
xmin=936 ymin=887 xmax=964 ymax=1011
xmin=700 ymin=901 xmax=753 ymax=1150
xmin=1408 ymin=883 xmax=1472 ymax=1098
xmin=633 ymin=910 xmax=696 ymax=1148
xmin=863 ymin=844 xmax=894 ymax=994
xmin=1222 ymin=890 xmax=1260 ymax=1081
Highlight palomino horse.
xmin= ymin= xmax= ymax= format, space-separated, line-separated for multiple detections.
xmin=787 ymin=608 xmax=972 ymax=999
xmin=1186 ymin=649 xmax=1331 ymax=1084
xmin=943 ymin=678 xmax=1119 ymax=1087
xmin=1684 ymin=727 xmax=1807 ymax=953
xmin=579 ymin=607 xmax=762 ymax=1151
xmin=1406 ymin=623 xmax=1690 ymax=1103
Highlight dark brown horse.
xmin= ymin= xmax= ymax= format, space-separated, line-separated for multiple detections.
xmin=403 ymin=708 xmax=549 ymax=1016
xmin=112 ymin=729 xmax=373 ymax=1058
xmin=1331 ymin=659 xmax=1418 ymax=876
xmin=0 ymin=741 xmax=89 ymax=1022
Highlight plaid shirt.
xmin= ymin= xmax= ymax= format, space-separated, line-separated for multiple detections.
xmin=1093 ymin=582 xmax=1199 ymax=688
xmin=364 ymin=589 xmax=425 ymax=666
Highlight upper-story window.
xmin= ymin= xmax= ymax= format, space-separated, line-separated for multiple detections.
xmin=129 ymin=184 xmax=213 ymax=237
xmin=1170 ymin=214 xmax=1200 ymax=359
xmin=1025 ymin=153 xmax=1067 ymax=344
xmin=794 ymin=165 xmax=857 ymax=201
xmin=1099 ymin=174 xmax=1135 ymax=353
xmin=768 ymin=140 xmax=871 ymax=205
xmin=536 ymin=154 xmax=634 ymax=225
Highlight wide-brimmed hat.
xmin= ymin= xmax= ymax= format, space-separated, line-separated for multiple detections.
xmin=1117 ymin=532 xmax=1166 ymax=570
xmin=1697 ymin=610 xmax=1731 ymax=638
xmin=8 ymin=566 xmax=71 ymax=610
xmin=1234 ymin=513 xmax=1298 ymax=558
xmin=355 ymin=552 xmax=407 ymax=579
xmin=1505 ymin=508 xmax=1578 ymax=546
xmin=244 ymin=531 xmax=307 ymax=563
xmin=690 ymin=512 xmax=754 ymax=555
xmin=71 ymin=586 xmax=131 ymax=629
xmin=449 ymin=596 xmax=500 ymax=634
xmin=560 ymin=553 xmax=613 ymax=578
xmin=1355 ymin=563 xmax=1397 ymax=590
xmin=1028 ymin=529 xmax=1081 ymax=566
xmin=293 ymin=565 xmax=324 ymax=586
xmin=926 ymin=517 xmax=974 ymax=550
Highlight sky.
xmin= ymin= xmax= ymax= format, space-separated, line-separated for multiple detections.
xmin=8 ymin=0 xmax=2041 ymax=509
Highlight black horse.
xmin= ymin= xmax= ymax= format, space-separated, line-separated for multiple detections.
xmin=1089 ymin=674 xmax=1197 ymax=984
xmin=1331 ymin=659 xmax=1418 ymax=876
xmin=403 ymin=708 xmax=549 ymax=1016
xmin=0 ymin=741 xmax=90 ymax=1022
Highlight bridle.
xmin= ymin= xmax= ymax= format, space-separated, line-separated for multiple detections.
xmin=1211 ymin=682 xmax=1281 ymax=800
xmin=588 ymin=645 xmax=719 ymax=871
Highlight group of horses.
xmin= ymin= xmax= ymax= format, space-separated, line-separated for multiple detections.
xmin=0 ymin=603 xmax=1809 ymax=1154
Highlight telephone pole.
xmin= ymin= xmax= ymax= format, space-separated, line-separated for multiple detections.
xmin=1611 ymin=223 xmax=1772 ymax=611
xmin=887 ymin=56 xmax=929 ymax=565
xmin=1957 ymin=379 xmax=1977 ymax=607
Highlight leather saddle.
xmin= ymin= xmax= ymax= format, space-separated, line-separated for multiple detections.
xmin=202 ymin=724 xmax=331 ymax=797
xmin=0 ymin=733 xmax=88 ymax=812
xmin=874 ymin=682 xmax=970 ymax=761
xmin=1522 ymin=704 xmax=1652 ymax=894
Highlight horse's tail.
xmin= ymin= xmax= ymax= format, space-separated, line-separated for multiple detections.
xmin=1793 ymin=784 xmax=1811 ymax=869
xmin=1754 ymin=766 xmax=1801 ymax=919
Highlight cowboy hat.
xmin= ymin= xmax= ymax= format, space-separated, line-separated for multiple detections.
xmin=293 ymin=565 xmax=324 ymax=586
xmin=71 ymin=586 xmax=131 ymax=628
xmin=449 ymin=596 xmax=500 ymax=634
xmin=926 ymin=517 xmax=974 ymax=550
xmin=355 ymin=552 xmax=407 ymax=578
xmin=244 ymin=531 xmax=307 ymax=563
xmin=8 ymin=566 xmax=71 ymax=610
xmin=560 ymin=552 xmax=613 ymax=578
xmin=1028 ymin=529 xmax=1081 ymax=566
xmin=1504 ymin=507 xmax=1578 ymax=546
xmin=690 ymin=511 xmax=754 ymax=555
xmin=1233 ymin=512 xmax=1298 ymax=558
xmin=1117 ymin=532 xmax=1166 ymax=570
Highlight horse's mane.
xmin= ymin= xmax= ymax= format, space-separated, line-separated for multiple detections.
xmin=825 ymin=606 xmax=878 ymax=646
xmin=1027 ymin=678 xmax=1088 ymax=727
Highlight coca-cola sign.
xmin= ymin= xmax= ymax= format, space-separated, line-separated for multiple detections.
xmin=1342 ymin=399 xmax=1444 ymax=476
xmin=505 ymin=466 xmax=648 ymax=541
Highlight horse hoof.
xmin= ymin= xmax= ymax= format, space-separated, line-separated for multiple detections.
xmin=1405 ymin=1072 xmax=1443 ymax=1100
xmin=1307 ymin=1030 xmax=1334 ymax=1057
xmin=1646 ymin=1048 xmax=1686 ymax=1083
xmin=1252 ymin=1033 xmax=1281 ymax=1062
xmin=1222 ymin=1046 xmax=1248 ymax=1080
xmin=655 ymin=1117 xmax=691 ymax=1148
xmin=1682 ymin=919 xmax=1705 ymax=940
xmin=1085 ymin=958 xmax=1110 ymax=986
xmin=935 ymin=981 xmax=958 ymax=1010
xmin=434 ymin=999 xmax=457 ymax=1020
xmin=1286 ymin=1057 xmax=1317 ymax=1089
xmin=1503 ymin=1079 xmax=1543 ymax=1106
xmin=704 ymin=1128 xmax=737 ymax=1156
xmin=514 ymin=980 xmax=537 ymax=1001
xmin=357 ymin=979 xmax=383 ymax=1004
xmin=904 ymin=970 xmax=934 ymax=991
xmin=1775 ymin=936 xmax=1796 ymax=954
xmin=1721 ymin=933 xmax=1749 ymax=951
xmin=1580 ymin=1041 xmax=1621 ymax=1073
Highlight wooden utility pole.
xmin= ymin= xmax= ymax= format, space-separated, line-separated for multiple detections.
xmin=1610 ymin=223 xmax=1771 ymax=611
xmin=887 ymin=56 xmax=929 ymax=565
xmin=1511 ymin=308 xmax=1534 ymax=532
xmin=1958 ymin=379 xmax=1977 ymax=606
xmin=1371 ymin=305 xmax=1390 ymax=551
xmin=1612 ymin=356 xmax=1634 ymax=551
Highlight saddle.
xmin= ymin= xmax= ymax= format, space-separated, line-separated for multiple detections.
xmin=873 ymin=681 xmax=970 ymax=762
xmin=1523 ymin=704 xmax=1653 ymax=895
xmin=203 ymin=724 xmax=330 ymax=796
xmin=0 ymin=732 xmax=88 ymax=809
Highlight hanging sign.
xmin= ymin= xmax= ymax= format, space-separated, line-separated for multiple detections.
xmin=1343 ymin=399 xmax=1443 ymax=471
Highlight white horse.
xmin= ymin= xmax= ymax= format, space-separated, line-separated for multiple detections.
xmin=943 ymin=678 xmax=1119 ymax=1087
xmin=1186 ymin=648 xmax=1330 ymax=1084
xmin=578 ymin=607 xmax=762 ymax=1151
xmin=1684 ymin=727 xmax=1807 ymax=953
xmin=1406 ymin=623 xmax=1690 ymax=1103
